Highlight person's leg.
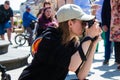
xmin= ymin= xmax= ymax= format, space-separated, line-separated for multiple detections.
xmin=103 ymin=30 xmax=112 ymax=65
xmin=0 ymin=23 xmax=5 ymax=40
xmin=0 ymin=35 xmax=5 ymax=40
xmin=95 ymin=43 xmax=99 ymax=52
xmin=25 ymin=27 xmax=33 ymax=46
xmin=114 ymin=42 xmax=120 ymax=69
xmin=4 ymin=21 xmax=12 ymax=44
xmin=6 ymin=28 xmax=12 ymax=44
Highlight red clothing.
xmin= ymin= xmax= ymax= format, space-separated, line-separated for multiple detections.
xmin=110 ymin=0 xmax=120 ymax=42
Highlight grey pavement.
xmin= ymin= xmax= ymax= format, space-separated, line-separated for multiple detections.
xmin=1 ymin=33 xmax=120 ymax=80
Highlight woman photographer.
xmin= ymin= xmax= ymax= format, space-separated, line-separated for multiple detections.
xmin=19 ymin=4 xmax=102 ymax=80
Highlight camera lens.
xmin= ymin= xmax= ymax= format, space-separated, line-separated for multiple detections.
xmin=88 ymin=20 xmax=95 ymax=28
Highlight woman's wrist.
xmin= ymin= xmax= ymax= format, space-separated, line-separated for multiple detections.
xmin=83 ymin=36 xmax=94 ymax=42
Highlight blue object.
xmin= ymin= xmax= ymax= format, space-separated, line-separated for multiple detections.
xmin=0 ymin=21 xmax=11 ymax=35
xmin=94 ymin=0 xmax=104 ymax=22
xmin=22 ymin=11 xmax=37 ymax=28
xmin=73 ymin=0 xmax=91 ymax=14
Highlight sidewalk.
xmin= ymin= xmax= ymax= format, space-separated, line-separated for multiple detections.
xmin=3 ymin=33 xmax=120 ymax=80
xmin=87 ymin=40 xmax=120 ymax=80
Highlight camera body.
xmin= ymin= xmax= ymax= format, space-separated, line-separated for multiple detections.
xmin=87 ymin=19 xmax=95 ymax=28
xmin=85 ymin=19 xmax=99 ymax=41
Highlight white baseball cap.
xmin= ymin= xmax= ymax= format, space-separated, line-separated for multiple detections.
xmin=56 ymin=4 xmax=95 ymax=23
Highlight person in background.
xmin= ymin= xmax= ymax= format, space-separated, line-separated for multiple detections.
xmin=18 ymin=4 xmax=101 ymax=80
xmin=110 ymin=0 xmax=120 ymax=70
xmin=101 ymin=0 xmax=113 ymax=65
xmin=36 ymin=7 xmax=58 ymax=38
xmin=0 ymin=0 xmax=14 ymax=44
xmin=36 ymin=1 xmax=51 ymax=18
xmin=91 ymin=0 xmax=104 ymax=52
xmin=22 ymin=5 xmax=37 ymax=46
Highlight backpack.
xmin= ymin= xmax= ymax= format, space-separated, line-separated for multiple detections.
xmin=31 ymin=27 xmax=59 ymax=57
xmin=31 ymin=37 xmax=42 ymax=56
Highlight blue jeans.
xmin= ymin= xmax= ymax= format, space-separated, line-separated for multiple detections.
xmin=104 ymin=30 xmax=113 ymax=61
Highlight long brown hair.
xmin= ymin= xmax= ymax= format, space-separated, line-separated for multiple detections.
xmin=58 ymin=20 xmax=79 ymax=45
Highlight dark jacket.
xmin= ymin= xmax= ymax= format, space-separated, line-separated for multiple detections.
xmin=19 ymin=27 xmax=78 ymax=80
xmin=101 ymin=0 xmax=111 ymax=28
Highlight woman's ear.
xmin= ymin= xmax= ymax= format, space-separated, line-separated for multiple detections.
xmin=68 ymin=20 xmax=73 ymax=28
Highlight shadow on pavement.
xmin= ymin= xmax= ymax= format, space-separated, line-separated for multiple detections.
xmin=101 ymin=70 xmax=120 ymax=80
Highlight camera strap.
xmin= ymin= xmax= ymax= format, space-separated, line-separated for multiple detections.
xmin=75 ymin=36 xmax=94 ymax=74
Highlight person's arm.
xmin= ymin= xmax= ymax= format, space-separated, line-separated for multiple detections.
xmin=10 ymin=17 xmax=14 ymax=28
xmin=77 ymin=38 xmax=99 ymax=79
xmin=28 ymin=13 xmax=37 ymax=21
xmin=77 ymin=21 xmax=102 ymax=79
xmin=91 ymin=4 xmax=100 ymax=15
xmin=69 ymin=37 xmax=100 ymax=79
xmin=69 ymin=21 xmax=102 ymax=79
xmin=101 ymin=0 xmax=111 ymax=30
xmin=10 ymin=8 xmax=14 ymax=30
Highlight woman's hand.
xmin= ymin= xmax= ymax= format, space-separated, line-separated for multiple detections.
xmin=86 ymin=21 xmax=102 ymax=39
xmin=102 ymin=25 xmax=108 ymax=32
xmin=91 ymin=4 xmax=100 ymax=15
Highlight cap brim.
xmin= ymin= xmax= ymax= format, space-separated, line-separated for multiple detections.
xmin=77 ymin=14 xmax=95 ymax=21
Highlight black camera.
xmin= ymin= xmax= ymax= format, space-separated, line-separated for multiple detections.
xmin=87 ymin=19 xmax=95 ymax=28
xmin=85 ymin=19 xmax=99 ymax=41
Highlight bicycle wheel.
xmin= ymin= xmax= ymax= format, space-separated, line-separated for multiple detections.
xmin=1 ymin=74 xmax=11 ymax=80
xmin=15 ymin=34 xmax=26 ymax=46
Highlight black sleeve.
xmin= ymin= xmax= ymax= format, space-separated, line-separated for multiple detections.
xmin=101 ymin=0 xmax=111 ymax=28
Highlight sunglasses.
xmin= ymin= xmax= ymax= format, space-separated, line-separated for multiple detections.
xmin=82 ymin=21 xmax=87 ymax=27
xmin=82 ymin=19 xmax=96 ymax=28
